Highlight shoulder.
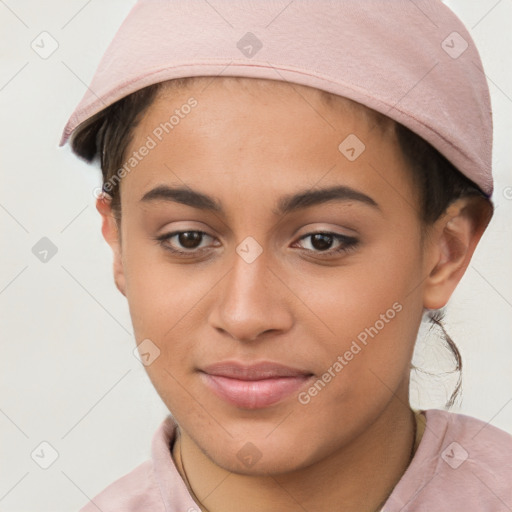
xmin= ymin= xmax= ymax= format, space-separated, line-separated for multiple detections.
xmin=384 ymin=409 xmax=512 ymax=511
xmin=78 ymin=459 xmax=165 ymax=512
xmin=425 ymin=408 xmax=512 ymax=465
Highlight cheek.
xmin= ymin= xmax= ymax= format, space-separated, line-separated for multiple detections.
xmin=124 ymin=253 xmax=216 ymax=409
xmin=292 ymin=233 xmax=423 ymax=396
xmin=122 ymin=220 xmax=210 ymax=335
xmin=298 ymin=230 xmax=421 ymax=335
xmin=126 ymin=260 xmax=214 ymax=343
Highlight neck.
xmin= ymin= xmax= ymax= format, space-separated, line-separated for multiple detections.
xmin=172 ymin=392 xmax=416 ymax=512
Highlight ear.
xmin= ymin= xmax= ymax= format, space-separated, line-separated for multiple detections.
xmin=95 ymin=195 xmax=127 ymax=297
xmin=422 ymin=196 xmax=493 ymax=310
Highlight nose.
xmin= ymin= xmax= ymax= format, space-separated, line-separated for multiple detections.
xmin=208 ymin=247 xmax=294 ymax=342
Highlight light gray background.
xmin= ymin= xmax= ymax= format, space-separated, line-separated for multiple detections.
xmin=1 ymin=1 xmax=511 ymax=510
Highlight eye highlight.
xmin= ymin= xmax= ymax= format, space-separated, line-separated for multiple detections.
xmin=153 ymin=230 xmax=359 ymax=258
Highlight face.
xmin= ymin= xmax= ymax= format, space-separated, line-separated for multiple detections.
xmin=108 ymin=77 xmax=434 ymax=474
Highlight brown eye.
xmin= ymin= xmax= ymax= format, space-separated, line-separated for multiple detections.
xmin=177 ymin=231 xmax=203 ymax=249
xmin=155 ymin=230 xmax=215 ymax=256
xmin=296 ymin=232 xmax=359 ymax=257
xmin=309 ymin=233 xmax=335 ymax=251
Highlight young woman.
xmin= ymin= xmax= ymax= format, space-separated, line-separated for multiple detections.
xmin=60 ymin=1 xmax=512 ymax=510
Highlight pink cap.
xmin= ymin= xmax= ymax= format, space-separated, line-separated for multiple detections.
xmin=59 ymin=0 xmax=493 ymax=197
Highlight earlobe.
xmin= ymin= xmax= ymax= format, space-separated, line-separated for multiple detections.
xmin=96 ymin=196 xmax=127 ymax=297
xmin=113 ymin=260 xmax=127 ymax=297
xmin=422 ymin=199 xmax=488 ymax=310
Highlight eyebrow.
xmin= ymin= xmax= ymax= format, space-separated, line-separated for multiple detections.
xmin=139 ymin=184 xmax=380 ymax=216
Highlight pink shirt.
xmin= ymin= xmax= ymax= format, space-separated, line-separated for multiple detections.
xmin=78 ymin=409 xmax=512 ymax=511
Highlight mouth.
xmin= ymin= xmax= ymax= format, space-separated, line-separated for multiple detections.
xmin=198 ymin=361 xmax=315 ymax=409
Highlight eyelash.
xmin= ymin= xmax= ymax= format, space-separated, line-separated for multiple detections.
xmin=154 ymin=230 xmax=359 ymax=258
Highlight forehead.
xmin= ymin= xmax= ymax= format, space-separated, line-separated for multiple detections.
xmin=154 ymin=75 xmax=394 ymax=129
xmin=128 ymin=75 xmax=397 ymax=163
xmin=120 ymin=75 xmax=414 ymax=218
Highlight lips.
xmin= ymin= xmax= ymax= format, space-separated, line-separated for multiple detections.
xmin=199 ymin=361 xmax=314 ymax=409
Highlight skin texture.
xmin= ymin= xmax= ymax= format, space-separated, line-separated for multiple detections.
xmin=96 ymin=77 xmax=489 ymax=512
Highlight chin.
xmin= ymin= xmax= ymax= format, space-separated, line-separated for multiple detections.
xmin=200 ymin=434 xmax=319 ymax=477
